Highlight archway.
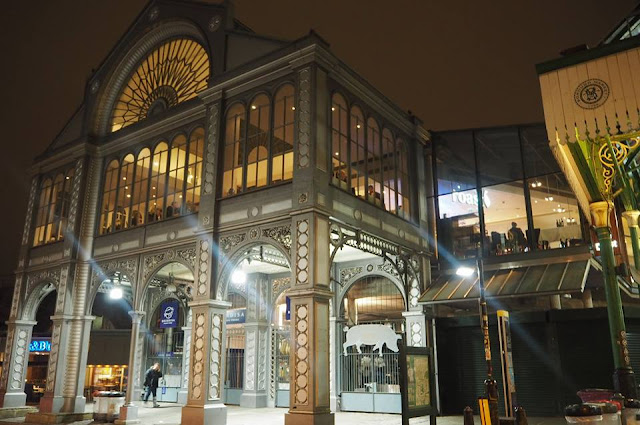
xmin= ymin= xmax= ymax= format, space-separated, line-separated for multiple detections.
xmin=220 ymin=243 xmax=291 ymax=408
xmin=25 ymin=289 xmax=56 ymax=405
xmin=86 ymin=272 xmax=133 ymax=401
xmin=141 ymin=262 xmax=193 ymax=404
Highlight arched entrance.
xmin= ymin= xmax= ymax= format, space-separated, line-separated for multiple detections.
xmin=86 ymin=272 xmax=133 ymax=400
xmin=141 ymin=262 xmax=194 ymax=403
xmin=220 ymin=243 xmax=291 ymax=408
xmin=338 ymin=275 xmax=405 ymax=413
xmin=271 ymin=287 xmax=291 ymax=407
xmin=26 ymin=289 xmax=56 ymax=405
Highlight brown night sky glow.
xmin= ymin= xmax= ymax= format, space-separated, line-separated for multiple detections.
xmin=0 ymin=0 xmax=636 ymax=277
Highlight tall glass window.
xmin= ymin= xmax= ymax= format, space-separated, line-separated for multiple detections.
xmin=330 ymin=91 xmax=412 ymax=219
xmin=186 ymin=128 xmax=204 ymax=214
xmin=131 ymin=148 xmax=151 ymax=227
xmin=166 ymin=135 xmax=187 ymax=218
xmin=272 ymin=84 xmax=294 ymax=183
xmin=221 ymin=83 xmax=296 ymax=198
xmin=33 ymin=178 xmax=53 ymax=246
xmin=100 ymin=160 xmax=120 ymax=235
xmin=149 ymin=142 xmax=169 ymax=222
xmin=115 ymin=154 xmax=135 ymax=231
xmin=350 ymin=106 xmax=366 ymax=198
xmin=331 ymin=94 xmax=349 ymax=191
xmin=223 ymin=104 xmax=246 ymax=197
xmin=482 ymin=181 xmax=528 ymax=255
xmin=247 ymin=94 xmax=270 ymax=190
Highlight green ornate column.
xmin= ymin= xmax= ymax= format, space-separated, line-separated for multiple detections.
xmin=591 ymin=201 xmax=637 ymax=398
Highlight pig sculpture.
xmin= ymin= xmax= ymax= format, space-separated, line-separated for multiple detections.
xmin=343 ymin=324 xmax=402 ymax=357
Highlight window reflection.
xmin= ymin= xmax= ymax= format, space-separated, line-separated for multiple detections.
xmin=330 ymin=92 xmax=411 ymax=218
xmin=529 ymin=173 xmax=583 ymax=249
xmin=437 ymin=188 xmax=481 ymax=260
xmin=221 ymin=83 xmax=295 ymax=198
xmin=482 ymin=182 xmax=528 ymax=255
xmin=98 ymin=127 xmax=204 ymax=235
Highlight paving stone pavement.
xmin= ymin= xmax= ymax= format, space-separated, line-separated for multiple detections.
xmin=0 ymin=404 xmax=568 ymax=425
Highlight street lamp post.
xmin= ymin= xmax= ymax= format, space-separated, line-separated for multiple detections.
xmin=477 ymin=257 xmax=499 ymax=425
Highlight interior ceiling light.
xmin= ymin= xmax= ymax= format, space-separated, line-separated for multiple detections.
xmin=109 ymin=286 xmax=123 ymax=300
xmin=231 ymin=270 xmax=247 ymax=285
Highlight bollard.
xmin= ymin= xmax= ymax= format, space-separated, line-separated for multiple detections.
xmin=485 ymin=378 xmax=500 ymax=425
xmin=464 ymin=406 xmax=475 ymax=425
xmin=515 ymin=407 xmax=528 ymax=425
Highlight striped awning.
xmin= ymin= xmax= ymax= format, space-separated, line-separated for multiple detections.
xmin=419 ymin=260 xmax=590 ymax=305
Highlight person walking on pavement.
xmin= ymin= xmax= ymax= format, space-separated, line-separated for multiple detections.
xmin=143 ymin=362 xmax=163 ymax=407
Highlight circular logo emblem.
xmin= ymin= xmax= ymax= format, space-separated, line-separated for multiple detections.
xmin=574 ymin=79 xmax=610 ymax=109
xmin=163 ymin=306 xmax=175 ymax=320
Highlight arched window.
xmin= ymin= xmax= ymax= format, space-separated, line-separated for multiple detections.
xmin=272 ymin=84 xmax=295 ymax=184
xmin=396 ymin=139 xmax=411 ymax=218
xmin=33 ymin=178 xmax=53 ymax=246
xmin=131 ymin=148 xmax=151 ymax=227
xmin=247 ymin=94 xmax=270 ymax=190
xmin=382 ymin=129 xmax=397 ymax=213
xmin=100 ymin=160 xmax=120 ymax=235
xmin=186 ymin=127 xmax=204 ymax=213
xmin=110 ymin=39 xmax=210 ymax=132
xmin=223 ymin=104 xmax=246 ymax=197
xmin=149 ymin=142 xmax=169 ymax=222
xmin=166 ymin=134 xmax=188 ymax=218
xmin=350 ymin=106 xmax=366 ymax=198
xmin=53 ymin=169 xmax=75 ymax=241
xmin=114 ymin=154 xmax=135 ymax=231
xmin=366 ymin=118 xmax=382 ymax=207
xmin=331 ymin=93 xmax=349 ymax=190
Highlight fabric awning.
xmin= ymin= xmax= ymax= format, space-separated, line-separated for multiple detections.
xmin=419 ymin=259 xmax=590 ymax=305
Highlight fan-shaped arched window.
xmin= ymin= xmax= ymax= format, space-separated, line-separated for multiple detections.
xmin=99 ymin=160 xmax=120 ymax=235
xmin=110 ymin=39 xmax=209 ymax=133
xmin=221 ymin=83 xmax=296 ymax=198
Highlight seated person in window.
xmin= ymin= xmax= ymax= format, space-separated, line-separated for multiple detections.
xmin=131 ymin=210 xmax=142 ymax=227
xmin=148 ymin=208 xmax=158 ymax=222
xmin=166 ymin=201 xmax=180 ymax=218
xmin=507 ymin=222 xmax=527 ymax=252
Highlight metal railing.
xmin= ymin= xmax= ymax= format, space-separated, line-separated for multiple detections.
xmin=225 ymin=327 xmax=245 ymax=389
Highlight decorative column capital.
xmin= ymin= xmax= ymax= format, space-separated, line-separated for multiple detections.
xmin=622 ymin=210 xmax=640 ymax=227
xmin=590 ymin=201 xmax=614 ymax=228
xmin=128 ymin=310 xmax=145 ymax=324
xmin=7 ymin=320 xmax=37 ymax=327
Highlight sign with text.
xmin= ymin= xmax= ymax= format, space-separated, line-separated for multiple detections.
xmin=29 ymin=340 xmax=51 ymax=352
xmin=159 ymin=300 xmax=179 ymax=328
xmin=399 ymin=344 xmax=436 ymax=425
xmin=226 ymin=308 xmax=246 ymax=324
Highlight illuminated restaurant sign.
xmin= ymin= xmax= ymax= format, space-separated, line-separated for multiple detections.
xmin=29 ymin=340 xmax=51 ymax=352
xmin=451 ymin=190 xmax=491 ymax=208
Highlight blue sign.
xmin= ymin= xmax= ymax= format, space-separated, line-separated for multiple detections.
xmin=159 ymin=300 xmax=179 ymax=328
xmin=29 ymin=340 xmax=51 ymax=352
xmin=226 ymin=308 xmax=246 ymax=324
xmin=286 ymin=296 xmax=291 ymax=321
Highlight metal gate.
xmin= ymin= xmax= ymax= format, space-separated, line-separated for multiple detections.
xmin=144 ymin=330 xmax=184 ymax=402
xmin=224 ymin=327 xmax=245 ymax=405
xmin=273 ymin=327 xmax=290 ymax=407
xmin=339 ymin=322 xmax=402 ymax=413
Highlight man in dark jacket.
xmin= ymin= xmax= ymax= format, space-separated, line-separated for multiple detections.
xmin=143 ymin=363 xmax=163 ymax=407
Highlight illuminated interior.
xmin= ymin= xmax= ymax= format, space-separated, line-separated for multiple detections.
xmin=110 ymin=38 xmax=209 ymax=132
xmin=222 ymin=84 xmax=295 ymax=197
xmin=331 ymin=93 xmax=411 ymax=218
xmin=99 ymin=127 xmax=204 ymax=234
xmin=33 ymin=168 xmax=75 ymax=247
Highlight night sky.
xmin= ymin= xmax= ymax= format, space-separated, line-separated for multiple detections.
xmin=0 ymin=1 xmax=635 ymax=277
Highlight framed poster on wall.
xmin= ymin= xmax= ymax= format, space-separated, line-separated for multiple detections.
xmin=399 ymin=343 xmax=436 ymax=425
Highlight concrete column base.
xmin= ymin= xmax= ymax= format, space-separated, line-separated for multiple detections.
xmin=0 ymin=392 xmax=26 ymax=408
xmin=177 ymin=390 xmax=188 ymax=405
xmin=330 ymin=396 xmax=340 ymax=412
xmin=0 ymin=406 xmax=37 ymax=419
xmin=285 ymin=412 xmax=334 ymax=425
xmin=240 ymin=392 xmax=267 ymax=408
xmin=181 ymin=403 xmax=227 ymax=425
xmin=113 ymin=404 xmax=140 ymax=425
xmin=24 ymin=411 xmax=93 ymax=424
xmin=38 ymin=394 xmax=65 ymax=414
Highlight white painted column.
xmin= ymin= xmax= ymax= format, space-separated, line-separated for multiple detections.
xmin=241 ymin=275 xmax=269 ymax=408
xmin=177 ymin=310 xmax=192 ymax=405
xmin=39 ymin=315 xmax=72 ymax=413
xmin=0 ymin=320 xmax=36 ymax=407
xmin=115 ymin=311 xmax=145 ymax=425
xmin=403 ymin=311 xmax=427 ymax=347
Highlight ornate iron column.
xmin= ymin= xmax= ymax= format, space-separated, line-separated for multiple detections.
xmin=0 ymin=320 xmax=36 ymax=407
xmin=591 ymin=201 xmax=637 ymax=398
